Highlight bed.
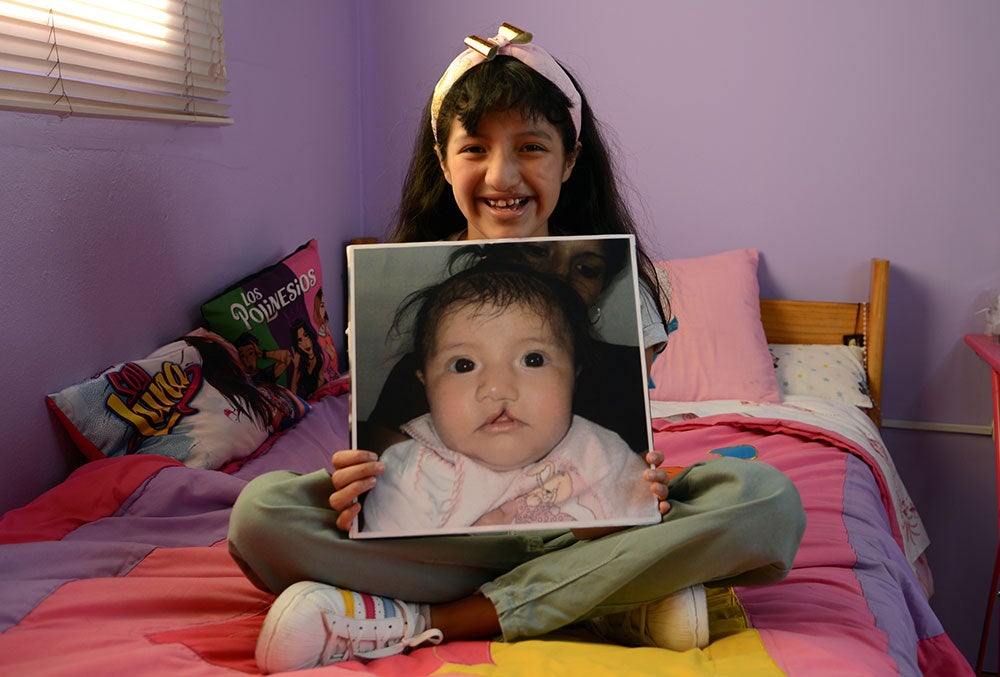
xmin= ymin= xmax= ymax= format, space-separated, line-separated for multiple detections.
xmin=0 ymin=246 xmax=973 ymax=676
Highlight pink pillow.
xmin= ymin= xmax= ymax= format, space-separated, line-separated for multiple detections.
xmin=649 ymin=249 xmax=780 ymax=403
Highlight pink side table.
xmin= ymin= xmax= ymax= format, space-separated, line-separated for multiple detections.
xmin=964 ymin=333 xmax=1000 ymax=676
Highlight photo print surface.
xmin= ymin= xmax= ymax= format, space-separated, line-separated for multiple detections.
xmin=347 ymin=235 xmax=658 ymax=538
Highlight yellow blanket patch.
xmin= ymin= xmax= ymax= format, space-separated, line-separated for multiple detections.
xmin=433 ymin=631 xmax=783 ymax=676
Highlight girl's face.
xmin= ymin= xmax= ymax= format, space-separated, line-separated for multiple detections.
xmin=438 ymin=109 xmax=579 ymax=241
xmin=418 ymin=300 xmax=575 ymax=471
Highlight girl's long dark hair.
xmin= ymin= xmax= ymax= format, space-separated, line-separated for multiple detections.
xmin=183 ymin=335 xmax=271 ymax=429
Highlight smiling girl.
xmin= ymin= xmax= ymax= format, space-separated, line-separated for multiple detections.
xmin=229 ymin=23 xmax=806 ymax=674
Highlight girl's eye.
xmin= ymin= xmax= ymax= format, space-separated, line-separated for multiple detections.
xmin=450 ymin=358 xmax=476 ymax=373
xmin=522 ymin=143 xmax=546 ymax=152
xmin=522 ymin=352 xmax=546 ymax=368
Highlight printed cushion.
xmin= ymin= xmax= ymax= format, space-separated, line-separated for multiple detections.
xmin=200 ymin=240 xmax=340 ymax=401
xmin=770 ymin=343 xmax=873 ymax=408
xmin=649 ymin=248 xmax=781 ymax=403
xmin=46 ymin=335 xmax=309 ymax=469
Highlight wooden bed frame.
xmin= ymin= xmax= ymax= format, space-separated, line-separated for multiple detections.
xmin=760 ymin=258 xmax=889 ymax=426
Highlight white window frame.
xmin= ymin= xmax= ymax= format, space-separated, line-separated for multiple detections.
xmin=0 ymin=0 xmax=230 ymax=124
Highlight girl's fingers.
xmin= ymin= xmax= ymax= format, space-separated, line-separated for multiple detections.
xmin=328 ymin=475 xmax=376 ymax=512
xmin=645 ymin=449 xmax=664 ymax=467
xmin=331 ymin=461 xmax=384 ymax=492
xmin=334 ymin=501 xmax=362 ymax=531
xmin=331 ymin=449 xmax=377 ymax=470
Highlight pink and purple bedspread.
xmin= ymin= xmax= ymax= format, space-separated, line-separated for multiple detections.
xmin=0 ymin=394 xmax=971 ymax=675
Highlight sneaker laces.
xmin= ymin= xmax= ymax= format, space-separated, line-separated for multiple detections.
xmin=320 ymin=598 xmax=443 ymax=662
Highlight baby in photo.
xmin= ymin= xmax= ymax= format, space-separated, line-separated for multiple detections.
xmin=357 ymin=257 xmax=658 ymax=536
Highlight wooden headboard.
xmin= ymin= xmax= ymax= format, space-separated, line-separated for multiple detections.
xmin=760 ymin=258 xmax=889 ymax=426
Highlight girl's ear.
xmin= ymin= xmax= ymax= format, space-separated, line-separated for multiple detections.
xmin=416 ymin=369 xmax=426 ymax=385
xmin=435 ymin=145 xmax=453 ymax=185
xmin=562 ymin=141 xmax=582 ymax=183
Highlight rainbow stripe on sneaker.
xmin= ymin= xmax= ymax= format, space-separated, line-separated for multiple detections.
xmin=339 ymin=588 xmax=400 ymax=622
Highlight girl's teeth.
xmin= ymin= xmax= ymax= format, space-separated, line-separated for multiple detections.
xmin=488 ymin=198 xmax=525 ymax=208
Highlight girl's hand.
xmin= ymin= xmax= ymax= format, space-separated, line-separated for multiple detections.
xmin=328 ymin=449 xmax=385 ymax=531
xmin=573 ymin=449 xmax=671 ymax=540
xmin=645 ymin=449 xmax=671 ymax=516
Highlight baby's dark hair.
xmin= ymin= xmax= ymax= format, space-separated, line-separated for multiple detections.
xmin=392 ymin=257 xmax=595 ymax=375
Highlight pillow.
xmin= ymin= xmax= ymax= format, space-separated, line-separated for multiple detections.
xmin=649 ymin=249 xmax=780 ymax=403
xmin=200 ymin=239 xmax=340 ymax=401
xmin=46 ymin=334 xmax=309 ymax=469
xmin=770 ymin=343 xmax=873 ymax=408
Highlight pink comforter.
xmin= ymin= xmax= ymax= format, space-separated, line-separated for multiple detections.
xmin=0 ymin=395 xmax=971 ymax=675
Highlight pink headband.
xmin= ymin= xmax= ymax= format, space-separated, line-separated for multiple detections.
xmin=431 ymin=23 xmax=582 ymax=143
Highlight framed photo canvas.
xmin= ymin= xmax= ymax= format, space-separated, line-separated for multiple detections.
xmin=347 ymin=235 xmax=659 ymax=538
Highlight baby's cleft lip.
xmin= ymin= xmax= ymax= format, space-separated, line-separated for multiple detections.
xmin=479 ymin=407 xmax=519 ymax=432
xmin=491 ymin=408 xmax=513 ymax=423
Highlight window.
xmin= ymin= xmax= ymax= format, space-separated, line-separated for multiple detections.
xmin=0 ymin=0 xmax=230 ymax=124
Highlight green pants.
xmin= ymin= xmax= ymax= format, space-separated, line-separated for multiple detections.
xmin=227 ymin=457 xmax=805 ymax=641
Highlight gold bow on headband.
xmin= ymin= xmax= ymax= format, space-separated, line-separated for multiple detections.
xmin=463 ymin=23 xmax=533 ymax=60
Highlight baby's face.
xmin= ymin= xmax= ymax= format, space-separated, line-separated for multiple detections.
xmin=419 ymin=301 xmax=575 ymax=471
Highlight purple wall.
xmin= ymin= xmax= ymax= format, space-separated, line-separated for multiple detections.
xmin=1 ymin=0 xmax=996 ymax=669
xmin=0 ymin=1 xmax=363 ymax=512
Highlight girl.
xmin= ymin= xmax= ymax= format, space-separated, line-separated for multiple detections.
xmin=230 ymin=23 xmax=806 ymax=674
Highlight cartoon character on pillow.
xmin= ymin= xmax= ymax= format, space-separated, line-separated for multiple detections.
xmin=288 ymin=319 xmax=327 ymax=399
xmin=186 ymin=330 xmax=309 ymax=435
xmin=313 ymin=288 xmax=341 ymax=383
xmin=234 ymin=333 xmax=292 ymax=387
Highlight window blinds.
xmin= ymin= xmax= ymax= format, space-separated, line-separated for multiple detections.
xmin=0 ymin=0 xmax=231 ymax=124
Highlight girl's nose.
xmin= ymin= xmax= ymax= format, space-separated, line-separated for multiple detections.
xmin=485 ymin=149 xmax=520 ymax=191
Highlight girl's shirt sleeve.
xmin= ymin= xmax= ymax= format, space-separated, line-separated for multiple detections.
xmin=639 ymin=281 xmax=668 ymax=351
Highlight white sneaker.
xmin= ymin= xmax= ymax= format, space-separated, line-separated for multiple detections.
xmin=586 ymin=584 xmax=710 ymax=651
xmin=255 ymin=581 xmax=443 ymax=673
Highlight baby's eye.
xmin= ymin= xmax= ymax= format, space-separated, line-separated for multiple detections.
xmin=522 ymin=352 xmax=546 ymax=368
xmin=450 ymin=357 xmax=476 ymax=373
